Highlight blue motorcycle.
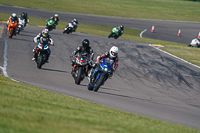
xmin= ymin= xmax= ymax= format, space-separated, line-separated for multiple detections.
xmin=88 ymin=57 xmax=114 ymax=92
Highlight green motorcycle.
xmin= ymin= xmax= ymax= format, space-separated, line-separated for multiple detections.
xmin=108 ymin=27 xmax=120 ymax=39
xmin=45 ymin=19 xmax=55 ymax=31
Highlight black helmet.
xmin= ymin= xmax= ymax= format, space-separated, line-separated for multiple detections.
xmin=21 ymin=12 xmax=25 ymax=17
xmin=120 ymin=25 xmax=124 ymax=30
xmin=82 ymin=39 xmax=90 ymax=48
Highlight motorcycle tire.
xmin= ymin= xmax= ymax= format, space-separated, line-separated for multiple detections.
xmin=37 ymin=55 xmax=43 ymax=69
xmin=75 ymin=67 xmax=83 ymax=85
xmin=108 ymin=33 xmax=112 ymax=38
xmin=93 ymin=75 xmax=104 ymax=92
xmin=17 ymin=28 xmax=20 ymax=34
xmin=88 ymin=82 xmax=93 ymax=91
xmin=9 ymin=29 xmax=13 ymax=38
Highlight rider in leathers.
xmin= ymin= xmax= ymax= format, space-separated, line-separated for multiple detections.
xmin=90 ymin=46 xmax=119 ymax=82
xmin=32 ymin=28 xmax=54 ymax=63
xmin=6 ymin=13 xmax=19 ymax=35
xmin=47 ymin=14 xmax=59 ymax=29
xmin=117 ymin=25 xmax=124 ymax=36
xmin=20 ymin=12 xmax=29 ymax=27
xmin=71 ymin=39 xmax=94 ymax=76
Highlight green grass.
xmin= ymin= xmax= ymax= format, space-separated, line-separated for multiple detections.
xmin=0 ymin=75 xmax=199 ymax=133
xmin=1 ymin=0 xmax=200 ymax=22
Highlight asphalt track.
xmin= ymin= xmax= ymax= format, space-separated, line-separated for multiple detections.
xmin=0 ymin=5 xmax=200 ymax=130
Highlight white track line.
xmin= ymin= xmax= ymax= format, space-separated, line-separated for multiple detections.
xmin=149 ymin=44 xmax=200 ymax=69
xmin=140 ymin=29 xmax=147 ymax=38
xmin=1 ymin=29 xmax=8 ymax=77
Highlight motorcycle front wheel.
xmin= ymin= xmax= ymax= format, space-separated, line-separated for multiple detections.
xmin=37 ymin=55 xmax=43 ymax=69
xmin=9 ymin=29 xmax=13 ymax=38
xmin=93 ymin=75 xmax=104 ymax=92
xmin=75 ymin=67 xmax=83 ymax=85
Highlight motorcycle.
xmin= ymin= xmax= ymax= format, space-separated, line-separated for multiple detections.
xmin=188 ymin=38 xmax=200 ymax=47
xmin=70 ymin=54 xmax=89 ymax=85
xmin=45 ymin=19 xmax=55 ymax=31
xmin=108 ymin=27 xmax=121 ymax=39
xmin=17 ymin=17 xmax=25 ymax=34
xmin=63 ymin=22 xmax=74 ymax=34
xmin=88 ymin=57 xmax=114 ymax=92
xmin=35 ymin=42 xmax=50 ymax=69
xmin=7 ymin=19 xmax=18 ymax=38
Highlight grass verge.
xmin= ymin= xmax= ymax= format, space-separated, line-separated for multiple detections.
xmin=0 ymin=75 xmax=199 ymax=133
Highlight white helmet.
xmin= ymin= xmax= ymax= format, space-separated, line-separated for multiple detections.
xmin=12 ymin=13 xmax=17 ymax=18
xmin=109 ymin=46 xmax=118 ymax=58
xmin=54 ymin=14 xmax=58 ymax=17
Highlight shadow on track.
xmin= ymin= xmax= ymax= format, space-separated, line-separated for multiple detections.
xmin=41 ymin=68 xmax=67 ymax=73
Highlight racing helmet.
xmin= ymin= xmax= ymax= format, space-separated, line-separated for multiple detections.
xmin=54 ymin=14 xmax=58 ymax=20
xmin=109 ymin=46 xmax=118 ymax=58
xmin=82 ymin=39 xmax=90 ymax=48
xmin=21 ymin=12 xmax=25 ymax=17
xmin=120 ymin=25 xmax=124 ymax=30
xmin=73 ymin=18 xmax=79 ymax=24
xmin=54 ymin=14 xmax=58 ymax=17
xmin=42 ymin=28 xmax=49 ymax=37
xmin=11 ymin=13 xmax=17 ymax=18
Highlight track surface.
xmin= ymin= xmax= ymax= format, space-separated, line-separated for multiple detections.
xmin=0 ymin=5 xmax=200 ymax=130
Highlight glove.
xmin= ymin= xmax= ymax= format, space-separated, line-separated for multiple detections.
xmin=95 ymin=60 xmax=100 ymax=65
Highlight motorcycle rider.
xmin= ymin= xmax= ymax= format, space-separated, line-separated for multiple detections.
xmin=117 ymin=25 xmax=124 ymax=36
xmin=71 ymin=39 xmax=94 ymax=76
xmin=63 ymin=18 xmax=79 ymax=33
xmin=47 ymin=14 xmax=59 ymax=29
xmin=6 ymin=13 xmax=19 ymax=35
xmin=71 ymin=18 xmax=79 ymax=31
xmin=32 ymin=28 xmax=54 ymax=63
xmin=20 ymin=12 xmax=29 ymax=27
xmin=90 ymin=46 xmax=119 ymax=81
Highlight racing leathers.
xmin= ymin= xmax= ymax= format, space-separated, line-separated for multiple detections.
xmin=32 ymin=33 xmax=54 ymax=62
xmin=91 ymin=51 xmax=118 ymax=80
xmin=48 ymin=16 xmax=59 ymax=29
xmin=71 ymin=46 xmax=94 ymax=76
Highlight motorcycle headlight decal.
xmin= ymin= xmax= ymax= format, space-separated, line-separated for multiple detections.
xmin=38 ymin=45 xmax=42 ymax=49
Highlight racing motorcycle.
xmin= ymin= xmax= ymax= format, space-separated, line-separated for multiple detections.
xmin=35 ymin=42 xmax=50 ymax=69
xmin=88 ymin=57 xmax=114 ymax=92
xmin=70 ymin=54 xmax=89 ymax=85
xmin=7 ymin=19 xmax=18 ymax=38
xmin=188 ymin=38 xmax=200 ymax=47
xmin=108 ymin=27 xmax=121 ymax=39
xmin=63 ymin=22 xmax=74 ymax=34
xmin=45 ymin=19 xmax=55 ymax=31
xmin=17 ymin=17 xmax=25 ymax=34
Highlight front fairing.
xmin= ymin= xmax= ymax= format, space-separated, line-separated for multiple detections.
xmin=75 ymin=55 xmax=88 ymax=66
xmin=37 ymin=42 xmax=49 ymax=52
xmin=95 ymin=58 xmax=113 ymax=74
xmin=112 ymin=27 xmax=120 ymax=34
